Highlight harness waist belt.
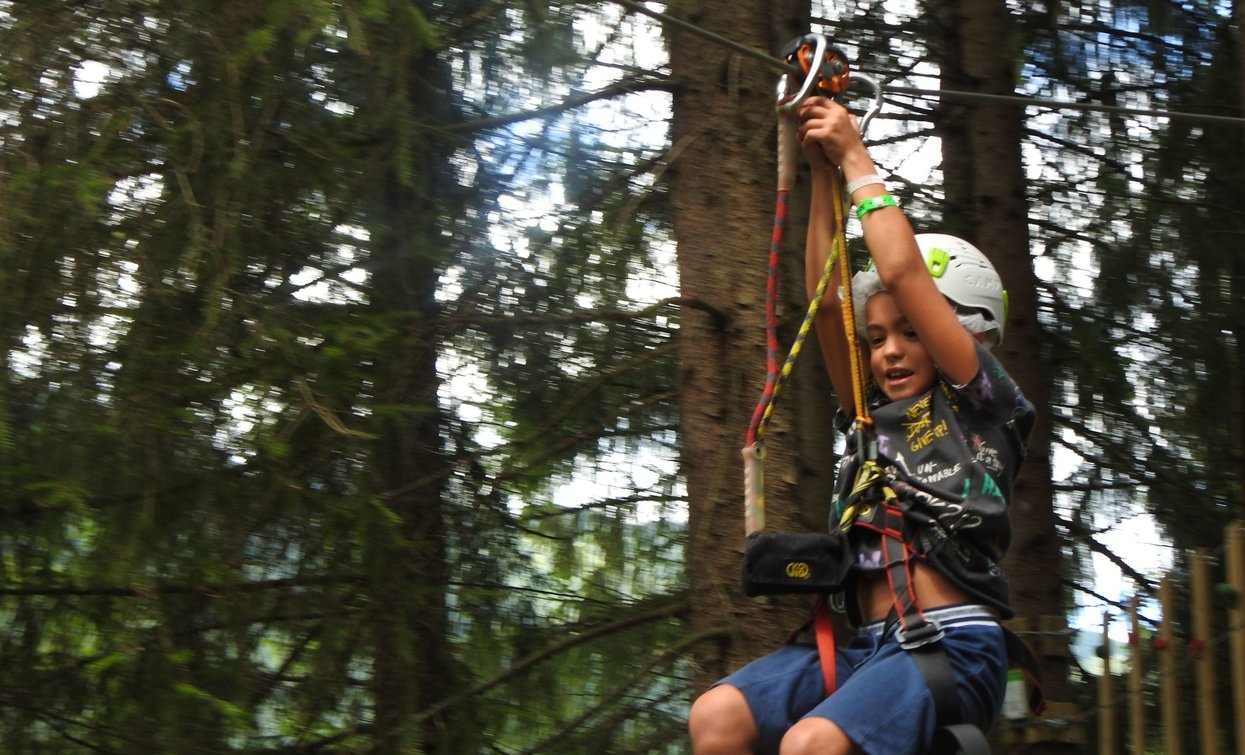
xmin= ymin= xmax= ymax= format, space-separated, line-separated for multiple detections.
xmin=860 ymin=604 xmax=999 ymax=638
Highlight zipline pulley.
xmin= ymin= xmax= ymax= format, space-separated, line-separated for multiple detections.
xmin=775 ymin=34 xmax=884 ymax=137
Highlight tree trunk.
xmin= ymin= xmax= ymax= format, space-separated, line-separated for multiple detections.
xmin=668 ymin=0 xmax=834 ymax=693
xmin=364 ymin=26 xmax=460 ymax=754
xmin=1233 ymin=0 xmax=1245 ymax=519
xmin=930 ymin=0 xmax=1075 ymax=750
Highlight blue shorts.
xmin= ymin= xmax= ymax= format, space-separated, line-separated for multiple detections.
xmin=713 ymin=605 xmax=1008 ymax=755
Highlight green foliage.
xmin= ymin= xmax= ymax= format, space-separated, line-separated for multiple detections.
xmin=1013 ymin=0 xmax=1244 ymax=578
xmin=400 ymin=3 xmax=440 ymax=49
xmin=0 ymin=1 xmax=688 ymax=753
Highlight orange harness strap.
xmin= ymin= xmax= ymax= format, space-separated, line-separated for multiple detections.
xmin=812 ymin=595 xmax=837 ymax=696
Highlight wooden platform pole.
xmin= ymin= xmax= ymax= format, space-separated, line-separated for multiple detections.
xmin=1191 ymin=547 xmax=1218 ymax=754
xmin=1227 ymin=521 xmax=1245 ymax=753
xmin=1160 ymin=574 xmax=1183 ymax=755
xmin=1099 ymin=610 xmax=1115 ymax=755
xmin=1129 ymin=596 xmax=1145 ymax=753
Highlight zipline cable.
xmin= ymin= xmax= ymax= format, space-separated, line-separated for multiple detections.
xmin=608 ymin=0 xmax=801 ymax=75
xmin=605 ymin=0 xmax=1245 ymax=126
xmin=883 ymin=84 xmax=1245 ymax=125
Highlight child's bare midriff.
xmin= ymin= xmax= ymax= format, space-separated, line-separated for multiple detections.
xmin=856 ymin=563 xmax=973 ymax=624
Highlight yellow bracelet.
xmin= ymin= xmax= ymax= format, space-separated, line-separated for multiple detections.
xmin=855 ymin=193 xmax=899 ymax=220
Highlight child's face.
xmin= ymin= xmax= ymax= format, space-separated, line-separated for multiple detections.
xmin=864 ymin=292 xmax=937 ymax=401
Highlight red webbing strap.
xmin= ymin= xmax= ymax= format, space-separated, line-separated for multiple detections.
xmin=813 ymin=594 xmax=837 ymax=697
xmin=854 ymin=504 xmax=926 ymax=630
xmin=879 ymin=511 xmax=925 ymax=632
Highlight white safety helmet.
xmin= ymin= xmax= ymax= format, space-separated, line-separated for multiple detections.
xmin=850 ymin=233 xmax=1008 ymax=346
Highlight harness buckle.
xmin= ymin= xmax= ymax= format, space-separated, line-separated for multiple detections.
xmin=896 ymin=618 xmax=945 ymax=651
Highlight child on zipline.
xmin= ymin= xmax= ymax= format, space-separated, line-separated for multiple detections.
xmin=687 ymin=95 xmax=1037 ymax=754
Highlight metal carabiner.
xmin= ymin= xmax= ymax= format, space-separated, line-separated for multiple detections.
xmin=851 ymin=71 xmax=885 ymax=139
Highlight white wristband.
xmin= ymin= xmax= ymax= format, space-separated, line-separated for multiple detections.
xmin=845 ymin=173 xmax=885 ymax=196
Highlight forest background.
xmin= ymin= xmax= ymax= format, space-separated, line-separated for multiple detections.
xmin=0 ymin=0 xmax=1241 ymax=753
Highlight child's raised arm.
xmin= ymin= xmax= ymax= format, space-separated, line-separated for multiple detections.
xmin=798 ymin=97 xmax=979 ymax=389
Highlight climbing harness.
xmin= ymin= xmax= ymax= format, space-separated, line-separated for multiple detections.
xmin=739 ymin=33 xmax=1044 ymax=754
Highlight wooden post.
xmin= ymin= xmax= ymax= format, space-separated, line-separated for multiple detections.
xmin=1160 ymin=574 xmax=1183 ymax=755
xmin=1227 ymin=521 xmax=1245 ymax=753
xmin=1191 ymin=547 xmax=1218 ymax=754
xmin=1099 ymin=610 xmax=1116 ymax=755
xmin=1129 ymin=596 xmax=1145 ymax=753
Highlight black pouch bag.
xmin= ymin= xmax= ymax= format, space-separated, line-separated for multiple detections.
xmin=741 ymin=530 xmax=853 ymax=597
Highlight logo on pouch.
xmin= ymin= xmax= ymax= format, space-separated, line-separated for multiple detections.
xmin=786 ymin=561 xmax=811 ymax=579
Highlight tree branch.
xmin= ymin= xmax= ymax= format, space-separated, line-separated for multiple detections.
xmin=414 ymin=597 xmax=689 ymax=722
xmin=1056 ymin=512 xmax=1159 ymax=594
xmin=448 ymin=77 xmax=677 ymax=135
xmin=438 ymin=295 xmax=731 ymax=332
